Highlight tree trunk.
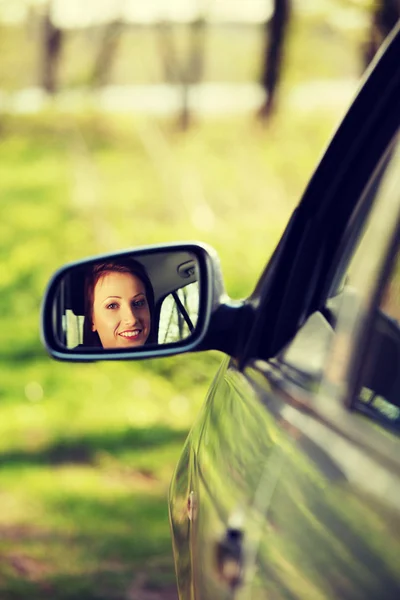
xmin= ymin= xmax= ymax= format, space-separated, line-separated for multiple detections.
xmin=258 ymin=0 xmax=291 ymax=122
xmin=41 ymin=6 xmax=63 ymax=94
xmin=156 ymin=17 xmax=206 ymax=130
xmin=363 ymin=0 xmax=400 ymax=68
xmin=156 ymin=20 xmax=179 ymax=84
xmin=179 ymin=17 xmax=206 ymax=130
xmin=92 ymin=20 xmax=124 ymax=88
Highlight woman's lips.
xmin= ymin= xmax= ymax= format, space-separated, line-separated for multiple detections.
xmin=118 ymin=329 xmax=142 ymax=340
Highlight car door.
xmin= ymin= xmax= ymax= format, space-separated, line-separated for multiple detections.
xmin=169 ymin=25 xmax=400 ymax=600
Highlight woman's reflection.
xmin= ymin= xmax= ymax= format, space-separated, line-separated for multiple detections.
xmin=83 ymin=259 xmax=156 ymax=348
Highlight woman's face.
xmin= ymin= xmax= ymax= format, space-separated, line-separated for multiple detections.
xmin=91 ymin=271 xmax=151 ymax=348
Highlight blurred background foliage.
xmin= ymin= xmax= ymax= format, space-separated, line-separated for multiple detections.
xmin=0 ymin=1 xmax=398 ymax=598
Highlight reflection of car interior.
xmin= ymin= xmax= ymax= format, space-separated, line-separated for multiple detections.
xmin=274 ymin=140 xmax=400 ymax=430
xmin=360 ymin=309 xmax=400 ymax=408
xmin=277 ymin=284 xmax=400 ymax=428
xmin=57 ymin=251 xmax=199 ymax=348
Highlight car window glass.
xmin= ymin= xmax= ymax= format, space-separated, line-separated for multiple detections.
xmin=355 ymin=245 xmax=400 ymax=426
xmin=278 ymin=133 xmax=400 ymax=394
xmin=158 ymin=281 xmax=199 ymax=343
xmin=64 ymin=310 xmax=84 ymax=348
xmin=329 ymin=138 xmax=400 ymax=306
xmin=322 ymin=135 xmax=400 ymax=428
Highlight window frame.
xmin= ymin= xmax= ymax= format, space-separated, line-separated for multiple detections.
xmin=273 ymin=132 xmax=400 ymax=395
xmin=321 ymin=135 xmax=400 ymax=322
xmin=157 ymin=280 xmax=200 ymax=345
xmin=241 ymin=27 xmax=400 ymax=367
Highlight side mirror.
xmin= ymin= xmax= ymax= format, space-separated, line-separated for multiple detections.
xmin=41 ymin=242 xmax=226 ymax=361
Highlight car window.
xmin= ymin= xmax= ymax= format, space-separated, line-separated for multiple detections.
xmin=322 ymin=133 xmax=400 ymax=426
xmin=355 ymin=246 xmax=400 ymax=425
xmin=64 ymin=309 xmax=84 ymax=348
xmin=278 ymin=132 xmax=400 ymax=395
xmin=328 ymin=136 xmax=400 ymax=309
xmin=158 ymin=281 xmax=199 ymax=343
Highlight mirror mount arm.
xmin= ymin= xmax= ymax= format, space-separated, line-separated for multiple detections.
xmin=198 ymin=300 xmax=256 ymax=358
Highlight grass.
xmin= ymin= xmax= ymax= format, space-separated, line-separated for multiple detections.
xmin=0 ymin=426 xmax=182 ymax=599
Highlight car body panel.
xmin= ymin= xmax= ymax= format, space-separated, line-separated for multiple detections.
xmin=170 ymin=354 xmax=400 ymax=599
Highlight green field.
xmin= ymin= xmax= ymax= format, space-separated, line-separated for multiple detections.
xmin=0 ymin=8 xmax=368 ymax=597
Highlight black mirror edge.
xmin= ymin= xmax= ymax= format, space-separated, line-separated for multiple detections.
xmin=40 ymin=241 xmax=252 ymax=362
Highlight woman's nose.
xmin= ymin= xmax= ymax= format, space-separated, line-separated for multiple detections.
xmin=121 ymin=305 xmax=138 ymax=325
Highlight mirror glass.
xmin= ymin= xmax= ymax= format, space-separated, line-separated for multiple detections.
xmin=51 ymin=250 xmax=201 ymax=351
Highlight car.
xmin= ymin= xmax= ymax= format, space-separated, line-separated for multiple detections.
xmin=41 ymin=23 xmax=400 ymax=600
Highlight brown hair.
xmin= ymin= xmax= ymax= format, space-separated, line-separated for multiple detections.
xmin=83 ymin=258 xmax=156 ymax=347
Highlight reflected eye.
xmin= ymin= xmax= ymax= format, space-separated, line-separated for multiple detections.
xmin=132 ymin=298 xmax=146 ymax=308
xmin=106 ymin=302 xmax=119 ymax=310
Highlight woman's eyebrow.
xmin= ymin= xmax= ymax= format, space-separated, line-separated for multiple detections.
xmin=102 ymin=293 xmax=145 ymax=301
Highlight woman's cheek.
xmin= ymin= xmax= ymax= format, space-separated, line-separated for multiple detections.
xmin=109 ymin=312 xmax=120 ymax=330
xmin=102 ymin=311 xmax=117 ymax=330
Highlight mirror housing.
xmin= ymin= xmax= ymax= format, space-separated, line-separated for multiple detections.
xmin=41 ymin=242 xmax=249 ymax=362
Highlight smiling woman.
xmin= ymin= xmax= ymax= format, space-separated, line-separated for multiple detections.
xmin=42 ymin=245 xmax=203 ymax=357
xmin=83 ymin=259 xmax=156 ymax=348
